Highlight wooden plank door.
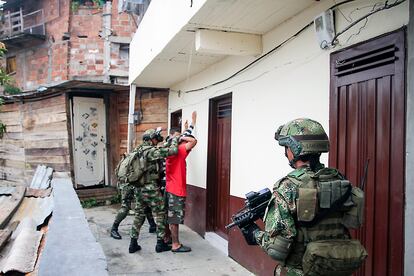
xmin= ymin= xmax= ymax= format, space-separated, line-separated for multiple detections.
xmin=207 ymin=94 xmax=232 ymax=239
xmin=329 ymin=29 xmax=405 ymax=276
xmin=72 ymin=97 xmax=107 ymax=187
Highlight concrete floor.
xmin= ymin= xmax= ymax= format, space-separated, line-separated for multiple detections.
xmin=84 ymin=205 xmax=253 ymax=276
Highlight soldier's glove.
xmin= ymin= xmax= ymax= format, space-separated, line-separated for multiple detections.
xmin=241 ymin=223 xmax=259 ymax=245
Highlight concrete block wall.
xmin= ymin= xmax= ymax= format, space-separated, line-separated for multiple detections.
xmin=69 ymin=0 xmax=137 ymax=81
xmin=9 ymin=0 xmax=70 ymax=90
xmin=5 ymin=0 xmax=138 ymax=91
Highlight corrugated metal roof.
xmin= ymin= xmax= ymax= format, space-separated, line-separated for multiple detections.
xmin=25 ymin=187 xmax=52 ymax=198
xmin=0 ymin=165 xmax=54 ymax=274
xmin=0 ymin=225 xmax=43 ymax=274
xmin=0 ymin=187 xmax=16 ymax=196
xmin=30 ymin=165 xmax=53 ymax=189
xmin=10 ymin=196 xmax=54 ymax=228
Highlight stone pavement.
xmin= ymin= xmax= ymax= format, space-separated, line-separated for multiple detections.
xmin=84 ymin=205 xmax=253 ymax=276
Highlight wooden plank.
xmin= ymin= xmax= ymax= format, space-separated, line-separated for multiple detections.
xmin=0 ymin=229 xmax=12 ymax=251
xmin=25 ymin=147 xmax=69 ymax=156
xmin=23 ymin=121 xmax=68 ymax=133
xmin=24 ymin=139 xmax=69 ymax=149
xmin=25 ymin=155 xmax=70 ymax=164
xmin=0 ymin=186 xmax=25 ymax=229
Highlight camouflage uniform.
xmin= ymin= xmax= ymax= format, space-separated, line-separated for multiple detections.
xmin=254 ymin=119 xmax=332 ymax=275
xmin=130 ymin=139 xmax=178 ymax=241
xmin=112 ymin=183 xmax=155 ymax=231
xmin=113 ymin=182 xmax=135 ymax=225
xmin=255 ymin=166 xmax=322 ymax=276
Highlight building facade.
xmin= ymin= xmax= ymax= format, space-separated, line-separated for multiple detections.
xmin=128 ymin=0 xmax=412 ymax=275
xmin=0 ymin=0 xmax=169 ymax=189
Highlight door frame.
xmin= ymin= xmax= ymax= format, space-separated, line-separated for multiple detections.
xmin=69 ymin=93 xmax=110 ymax=188
xmin=329 ymin=28 xmax=406 ymax=275
xmin=206 ymin=92 xmax=232 ymax=236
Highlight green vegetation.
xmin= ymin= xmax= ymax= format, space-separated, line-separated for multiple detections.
xmin=81 ymin=192 xmax=121 ymax=208
xmin=0 ymin=42 xmax=10 ymax=139
xmin=81 ymin=198 xmax=100 ymax=208
xmin=4 ymin=83 xmax=22 ymax=95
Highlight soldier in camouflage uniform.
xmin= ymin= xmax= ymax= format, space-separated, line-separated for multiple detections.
xmin=241 ymin=118 xmax=363 ymax=276
xmin=110 ymin=183 xmax=157 ymax=240
xmin=129 ymin=128 xmax=179 ymax=253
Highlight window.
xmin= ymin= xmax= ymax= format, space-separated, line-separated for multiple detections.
xmin=170 ymin=110 xmax=182 ymax=132
xmin=6 ymin=56 xmax=16 ymax=74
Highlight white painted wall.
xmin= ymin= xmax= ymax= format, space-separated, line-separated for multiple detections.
xmin=168 ymin=0 xmax=409 ymax=197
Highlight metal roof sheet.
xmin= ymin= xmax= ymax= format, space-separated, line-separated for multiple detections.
xmin=29 ymin=165 xmax=53 ymax=189
xmin=0 ymin=187 xmax=16 ymax=196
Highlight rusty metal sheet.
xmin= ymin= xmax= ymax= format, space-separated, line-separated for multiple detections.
xmin=0 ymin=227 xmax=43 ymax=274
xmin=0 ymin=187 xmax=15 ymax=196
xmin=10 ymin=196 xmax=54 ymax=228
xmin=29 ymin=165 xmax=53 ymax=189
xmin=25 ymin=187 xmax=52 ymax=198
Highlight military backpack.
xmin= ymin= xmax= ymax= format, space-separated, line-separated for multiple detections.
xmin=287 ymin=167 xmax=368 ymax=276
xmin=115 ymin=145 xmax=153 ymax=186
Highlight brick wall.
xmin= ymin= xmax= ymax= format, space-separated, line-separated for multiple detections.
xmin=5 ymin=0 xmax=138 ymax=90
xmin=8 ymin=0 xmax=70 ymax=90
xmin=69 ymin=0 xmax=137 ymax=82
xmin=117 ymin=89 xmax=169 ymax=151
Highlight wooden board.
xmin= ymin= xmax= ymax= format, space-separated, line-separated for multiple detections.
xmin=0 ymin=186 xmax=26 ymax=229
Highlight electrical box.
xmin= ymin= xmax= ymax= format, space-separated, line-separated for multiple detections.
xmin=118 ymin=0 xmax=149 ymax=15
xmin=314 ymin=9 xmax=335 ymax=49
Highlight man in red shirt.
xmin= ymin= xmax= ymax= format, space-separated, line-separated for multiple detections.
xmin=165 ymin=112 xmax=197 ymax=252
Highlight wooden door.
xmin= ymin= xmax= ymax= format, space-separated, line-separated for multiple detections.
xmin=330 ymin=29 xmax=405 ymax=276
xmin=72 ymin=97 xmax=107 ymax=187
xmin=207 ymin=94 xmax=232 ymax=239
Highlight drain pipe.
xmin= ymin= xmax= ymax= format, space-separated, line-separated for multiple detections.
xmin=102 ymin=1 xmax=112 ymax=83
xmin=127 ymin=83 xmax=136 ymax=153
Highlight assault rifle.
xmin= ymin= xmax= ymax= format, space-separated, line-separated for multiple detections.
xmin=225 ymin=188 xmax=272 ymax=230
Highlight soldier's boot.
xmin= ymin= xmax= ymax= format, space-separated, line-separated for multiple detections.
xmin=110 ymin=223 xmax=122 ymax=240
xmin=147 ymin=216 xmax=157 ymax=233
xmin=155 ymin=238 xmax=172 ymax=253
xmin=129 ymin=238 xmax=142 ymax=253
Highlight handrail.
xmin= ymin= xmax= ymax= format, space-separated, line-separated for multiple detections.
xmin=0 ymin=8 xmax=45 ymax=38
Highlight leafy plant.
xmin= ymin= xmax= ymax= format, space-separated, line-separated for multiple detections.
xmin=81 ymin=198 xmax=100 ymax=208
xmin=71 ymin=1 xmax=80 ymax=12
xmin=92 ymin=0 xmax=105 ymax=7
xmin=4 ymin=83 xmax=21 ymax=95
xmin=0 ymin=42 xmax=10 ymax=139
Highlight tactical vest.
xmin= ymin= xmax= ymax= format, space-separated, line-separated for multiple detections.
xmin=282 ymin=166 xmax=352 ymax=269
xmin=141 ymin=146 xmax=161 ymax=184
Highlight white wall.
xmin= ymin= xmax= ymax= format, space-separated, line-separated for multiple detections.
xmin=169 ymin=0 xmax=409 ymax=197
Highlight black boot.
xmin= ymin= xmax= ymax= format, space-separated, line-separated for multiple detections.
xmin=110 ymin=223 xmax=122 ymax=240
xmin=148 ymin=219 xmax=157 ymax=233
xmin=146 ymin=209 xmax=157 ymax=233
xmin=129 ymin=238 xmax=142 ymax=253
xmin=155 ymin=238 xmax=172 ymax=253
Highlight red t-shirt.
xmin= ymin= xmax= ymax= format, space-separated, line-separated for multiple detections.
xmin=166 ymin=143 xmax=190 ymax=197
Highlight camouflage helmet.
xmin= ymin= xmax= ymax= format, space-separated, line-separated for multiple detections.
xmin=274 ymin=118 xmax=329 ymax=158
xmin=143 ymin=127 xmax=164 ymax=142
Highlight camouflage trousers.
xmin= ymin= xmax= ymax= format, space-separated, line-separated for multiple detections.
xmin=275 ymin=265 xmax=304 ymax=276
xmin=113 ymin=183 xmax=153 ymax=225
xmin=113 ymin=183 xmax=135 ymax=225
xmin=131 ymin=182 xmax=166 ymax=240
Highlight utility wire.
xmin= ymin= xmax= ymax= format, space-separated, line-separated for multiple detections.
xmin=183 ymin=21 xmax=313 ymax=93
xmin=180 ymin=0 xmax=405 ymax=94
xmin=331 ymin=0 xmax=406 ymax=45
xmin=180 ymin=0 xmax=358 ymax=94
